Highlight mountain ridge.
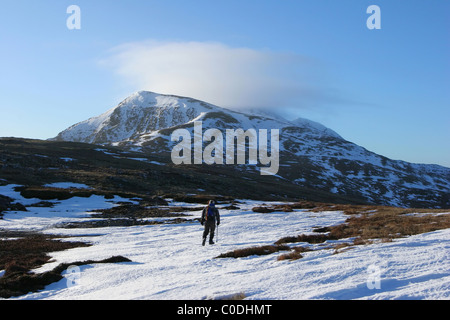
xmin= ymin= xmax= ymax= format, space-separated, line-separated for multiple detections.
xmin=53 ymin=91 xmax=340 ymax=144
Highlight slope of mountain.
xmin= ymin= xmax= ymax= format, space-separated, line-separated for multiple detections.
xmin=0 ymin=137 xmax=356 ymax=204
xmin=52 ymin=91 xmax=450 ymax=208
xmin=54 ymin=91 xmax=226 ymax=144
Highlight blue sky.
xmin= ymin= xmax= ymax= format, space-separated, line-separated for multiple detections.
xmin=0 ymin=0 xmax=449 ymax=167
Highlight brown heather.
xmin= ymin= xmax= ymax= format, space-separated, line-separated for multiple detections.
xmin=218 ymin=203 xmax=450 ymax=261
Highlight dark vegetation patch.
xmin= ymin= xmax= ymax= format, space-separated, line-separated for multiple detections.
xmin=27 ymin=201 xmax=58 ymax=208
xmin=90 ymin=204 xmax=188 ymax=219
xmin=215 ymin=245 xmax=291 ymax=259
xmin=328 ymin=207 xmax=450 ymax=241
xmin=278 ymin=203 xmax=449 ymax=244
xmin=56 ymin=217 xmax=200 ymax=229
xmin=0 ymin=195 xmax=27 ymax=217
xmin=277 ymin=247 xmax=312 ymax=261
xmin=166 ymin=194 xmax=235 ymax=204
xmin=0 ymin=255 xmax=130 ymax=299
xmin=0 ymin=230 xmax=89 ymax=297
xmin=55 ymin=219 xmax=162 ymax=229
xmin=275 ymin=233 xmax=338 ymax=245
xmin=250 ymin=201 xmax=323 ymax=214
xmin=14 ymin=185 xmax=151 ymax=202
xmin=205 ymin=292 xmax=247 ymax=301
xmin=54 ymin=202 xmax=202 ymax=229
xmin=251 ymin=204 xmax=295 ymax=213
xmin=0 ymin=230 xmax=130 ymax=298
xmin=202 ymin=111 xmax=240 ymax=124
xmin=0 ymin=230 xmax=90 ymax=276
xmin=251 ymin=206 xmax=275 ymax=213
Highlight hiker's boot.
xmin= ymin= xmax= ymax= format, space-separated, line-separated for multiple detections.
xmin=202 ymin=238 xmax=206 ymax=246
xmin=209 ymin=238 xmax=215 ymax=245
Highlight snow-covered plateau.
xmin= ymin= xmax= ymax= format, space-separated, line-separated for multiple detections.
xmin=0 ymin=184 xmax=448 ymax=300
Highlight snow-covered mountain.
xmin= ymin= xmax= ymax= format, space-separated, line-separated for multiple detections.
xmin=54 ymin=92 xmax=221 ymax=144
xmin=53 ymin=91 xmax=450 ymax=208
xmin=54 ymin=91 xmax=337 ymax=144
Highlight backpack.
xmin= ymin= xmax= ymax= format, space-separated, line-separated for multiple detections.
xmin=206 ymin=205 xmax=215 ymax=219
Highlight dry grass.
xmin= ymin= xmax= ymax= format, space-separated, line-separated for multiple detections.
xmin=275 ymin=233 xmax=338 ymax=245
xmin=328 ymin=207 xmax=450 ymax=241
xmin=0 ymin=255 xmax=130 ymax=298
xmin=0 ymin=231 xmax=91 ymax=276
xmin=206 ymin=292 xmax=247 ymax=300
xmin=252 ymin=206 xmax=275 ymax=213
xmin=276 ymin=203 xmax=450 ymax=244
xmin=0 ymin=230 xmax=131 ymax=298
xmin=276 ymin=204 xmax=450 ymax=258
xmin=332 ymin=243 xmax=354 ymax=255
xmin=277 ymin=246 xmax=311 ymax=261
xmin=218 ymin=203 xmax=450 ymax=262
xmin=276 ymin=205 xmax=449 ymax=246
xmin=215 ymin=245 xmax=290 ymax=259
xmin=91 ymin=203 xmax=188 ymax=219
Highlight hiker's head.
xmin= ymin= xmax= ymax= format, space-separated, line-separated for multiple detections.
xmin=209 ymin=200 xmax=215 ymax=206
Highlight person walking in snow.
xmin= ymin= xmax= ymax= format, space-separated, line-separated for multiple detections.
xmin=201 ymin=200 xmax=220 ymax=246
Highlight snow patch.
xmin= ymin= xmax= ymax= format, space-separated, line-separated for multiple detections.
xmin=43 ymin=182 xmax=92 ymax=189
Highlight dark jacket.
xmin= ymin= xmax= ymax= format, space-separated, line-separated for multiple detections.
xmin=201 ymin=205 xmax=220 ymax=225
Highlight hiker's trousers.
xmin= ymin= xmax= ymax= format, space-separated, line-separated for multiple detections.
xmin=203 ymin=220 xmax=216 ymax=240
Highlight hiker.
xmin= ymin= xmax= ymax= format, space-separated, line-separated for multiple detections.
xmin=201 ymin=200 xmax=220 ymax=246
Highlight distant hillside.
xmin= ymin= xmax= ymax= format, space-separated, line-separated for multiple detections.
xmin=0 ymin=138 xmax=361 ymax=204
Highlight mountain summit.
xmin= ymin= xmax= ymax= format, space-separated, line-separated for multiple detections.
xmin=54 ymin=91 xmax=216 ymax=144
xmin=53 ymin=91 xmax=450 ymax=208
xmin=54 ymin=91 xmax=338 ymax=144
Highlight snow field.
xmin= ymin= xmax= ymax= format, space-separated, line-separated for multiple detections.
xmin=0 ymin=184 xmax=449 ymax=300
